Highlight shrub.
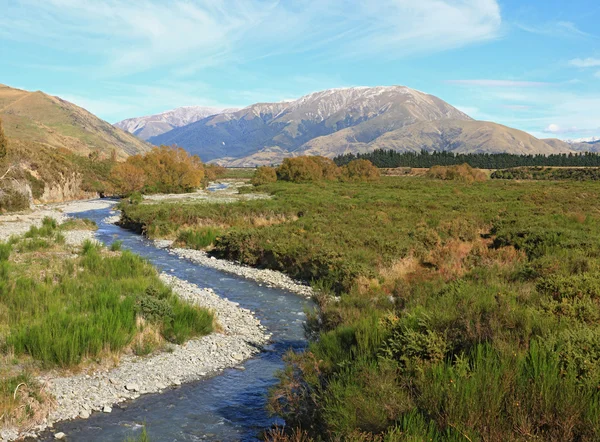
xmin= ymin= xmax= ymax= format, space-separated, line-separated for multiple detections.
xmin=251 ymin=166 xmax=278 ymax=186
xmin=341 ymin=159 xmax=380 ymax=182
xmin=110 ymin=240 xmax=123 ymax=251
xmin=427 ymin=164 xmax=487 ymax=183
xmin=277 ymin=156 xmax=342 ymax=183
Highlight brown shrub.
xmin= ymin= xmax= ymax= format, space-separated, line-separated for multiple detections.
xmin=427 ymin=163 xmax=487 ymax=183
xmin=276 ymin=156 xmax=341 ymax=183
xmin=341 ymin=159 xmax=380 ymax=182
xmin=251 ymin=166 xmax=278 ymax=186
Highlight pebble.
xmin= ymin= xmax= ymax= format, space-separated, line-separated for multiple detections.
xmin=54 ymin=432 xmax=66 ymax=440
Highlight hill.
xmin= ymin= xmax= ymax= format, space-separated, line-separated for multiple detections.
xmin=145 ymin=86 xmax=572 ymax=166
xmin=0 ymin=84 xmax=150 ymax=160
xmin=115 ymin=106 xmax=235 ymax=140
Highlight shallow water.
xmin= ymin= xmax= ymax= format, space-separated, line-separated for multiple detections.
xmin=39 ymin=201 xmax=311 ymax=441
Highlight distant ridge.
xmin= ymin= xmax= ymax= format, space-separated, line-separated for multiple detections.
xmin=115 ymin=106 xmax=236 ymax=140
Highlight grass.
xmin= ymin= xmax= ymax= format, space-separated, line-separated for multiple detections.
xmin=1 ymin=218 xmax=215 ymax=431
xmin=1 ymin=220 xmax=214 ymax=370
xmin=122 ymin=176 xmax=600 ymax=441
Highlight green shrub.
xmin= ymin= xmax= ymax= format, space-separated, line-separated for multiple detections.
xmin=110 ymin=240 xmax=123 ymax=251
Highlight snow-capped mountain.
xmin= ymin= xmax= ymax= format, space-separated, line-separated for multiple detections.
xmin=115 ymin=106 xmax=236 ymax=140
xmin=142 ymin=85 xmax=568 ymax=165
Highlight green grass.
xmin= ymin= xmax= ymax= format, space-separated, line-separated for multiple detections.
xmin=121 ymin=176 xmax=600 ymax=441
xmin=176 ymin=228 xmax=222 ymax=249
xmin=1 ymin=222 xmax=214 ymax=368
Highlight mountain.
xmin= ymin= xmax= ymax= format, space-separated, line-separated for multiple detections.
xmin=0 ymin=84 xmax=150 ymax=160
xmin=145 ymin=86 xmax=572 ymax=166
xmin=543 ymin=138 xmax=600 ymax=153
xmin=115 ymin=106 xmax=235 ymax=140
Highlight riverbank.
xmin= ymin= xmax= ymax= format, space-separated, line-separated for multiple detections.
xmin=38 ymin=274 xmax=269 ymax=434
xmin=0 ymin=200 xmax=271 ymax=442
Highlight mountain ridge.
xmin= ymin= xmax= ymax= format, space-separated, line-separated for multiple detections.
xmin=124 ymin=85 xmax=576 ymax=166
xmin=0 ymin=83 xmax=150 ymax=160
xmin=115 ymin=105 xmax=236 ymax=140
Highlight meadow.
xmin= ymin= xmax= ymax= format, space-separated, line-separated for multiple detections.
xmin=121 ymin=174 xmax=600 ymax=441
xmin=0 ymin=218 xmax=213 ymax=429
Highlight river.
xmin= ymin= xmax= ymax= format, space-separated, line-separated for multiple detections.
xmin=39 ymin=201 xmax=311 ymax=441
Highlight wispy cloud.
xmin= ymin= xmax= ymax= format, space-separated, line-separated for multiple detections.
xmin=446 ymin=80 xmax=550 ymax=87
xmin=0 ymin=0 xmax=502 ymax=77
xmin=569 ymin=57 xmax=600 ymax=68
xmin=516 ymin=21 xmax=594 ymax=38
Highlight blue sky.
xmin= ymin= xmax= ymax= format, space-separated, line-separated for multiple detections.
xmin=1 ymin=0 xmax=599 ymax=139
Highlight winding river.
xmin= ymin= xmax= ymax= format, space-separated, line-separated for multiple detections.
xmin=39 ymin=201 xmax=311 ymax=441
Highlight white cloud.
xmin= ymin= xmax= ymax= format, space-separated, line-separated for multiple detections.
xmin=0 ymin=0 xmax=502 ymax=76
xmin=517 ymin=21 xmax=593 ymax=38
xmin=569 ymin=58 xmax=600 ymax=68
xmin=446 ymin=80 xmax=549 ymax=87
xmin=542 ymin=123 xmax=581 ymax=134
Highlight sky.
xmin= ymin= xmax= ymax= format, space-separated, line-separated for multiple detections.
xmin=1 ymin=0 xmax=599 ymax=140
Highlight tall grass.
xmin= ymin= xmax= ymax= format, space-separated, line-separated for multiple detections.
xmin=1 ymin=222 xmax=213 ymax=368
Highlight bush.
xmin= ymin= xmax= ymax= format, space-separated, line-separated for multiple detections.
xmin=251 ymin=166 xmax=277 ymax=186
xmin=341 ymin=159 xmax=380 ymax=182
xmin=277 ymin=156 xmax=341 ymax=183
xmin=427 ymin=164 xmax=487 ymax=183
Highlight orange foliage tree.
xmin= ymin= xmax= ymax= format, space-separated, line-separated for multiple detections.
xmin=111 ymin=145 xmax=205 ymax=195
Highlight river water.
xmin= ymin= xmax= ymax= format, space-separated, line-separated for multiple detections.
xmin=39 ymin=201 xmax=311 ymax=441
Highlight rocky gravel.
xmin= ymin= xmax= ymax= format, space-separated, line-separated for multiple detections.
xmin=0 ymin=199 xmax=115 ymax=242
xmin=167 ymin=244 xmax=314 ymax=298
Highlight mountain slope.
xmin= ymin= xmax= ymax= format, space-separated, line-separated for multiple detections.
xmin=115 ymin=106 xmax=234 ymax=140
xmin=140 ymin=85 xmax=575 ymax=166
xmin=149 ymin=86 xmax=472 ymax=162
xmin=0 ymin=84 xmax=150 ymax=160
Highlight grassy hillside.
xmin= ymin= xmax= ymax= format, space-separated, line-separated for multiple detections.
xmin=122 ymin=176 xmax=600 ymax=441
xmin=0 ymin=84 xmax=150 ymax=160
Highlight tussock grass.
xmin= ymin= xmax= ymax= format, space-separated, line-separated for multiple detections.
xmin=1 ymin=220 xmax=214 ymax=370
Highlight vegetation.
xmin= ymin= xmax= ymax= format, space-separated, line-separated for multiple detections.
xmin=0 ymin=117 xmax=6 ymax=160
xmin=491 ymin=166 xmax=600 ymax=181
xmin=122 ymin=177 xmax=600 ymax=441
xmin=334 ymin=149 xmax=600 ymax=169
xmin=427 ymin=163 xmax=487 ymax=183
xmin=110 ymin=145 xmax=206 ymax=196
xmin=251 ymin=166 xmax=278 ymax=186
xmin=0 ymin=218 xmax=213 ymax=370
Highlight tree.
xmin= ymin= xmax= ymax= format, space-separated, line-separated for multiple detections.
xmin=109 ymin=162 xmax=146 ymax=195
xmin=0 ymin=117 xmax=7 ymax=161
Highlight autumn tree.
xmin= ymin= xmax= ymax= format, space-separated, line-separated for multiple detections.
xmin=110 ymin=145 xmax=205 ymax=195
xmin=109 ymin=162 xmax=146 ymax=195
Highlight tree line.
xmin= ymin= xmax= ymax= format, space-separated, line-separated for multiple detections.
xmin=334 ymin=149 xmax=600 ymax=169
